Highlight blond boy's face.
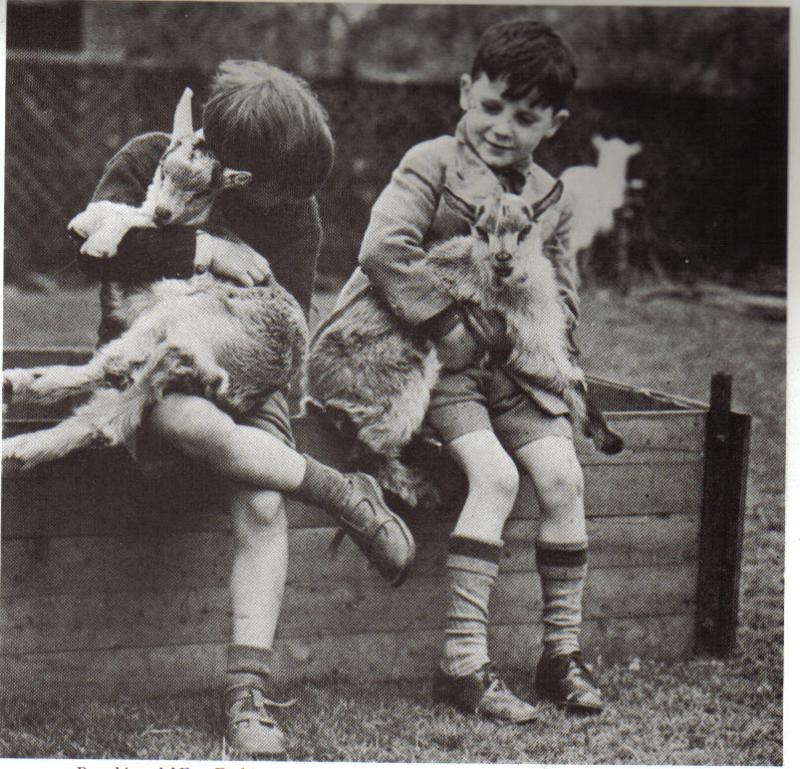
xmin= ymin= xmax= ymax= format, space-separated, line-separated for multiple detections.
xmin=459 ymin=73 xmax=569 ymax=169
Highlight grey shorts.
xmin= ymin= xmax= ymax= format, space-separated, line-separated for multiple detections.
xmin=426 ymin=365 xmax=573 ymax=453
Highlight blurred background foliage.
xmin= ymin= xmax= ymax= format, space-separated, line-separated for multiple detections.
xmin=4 ymin=2 xmax=789 ymax=288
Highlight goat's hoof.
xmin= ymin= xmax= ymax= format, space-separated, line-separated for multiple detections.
xmin=204 ymin=370 xmax=230 ymax=399
xmin=2 ymin=436 xmax=40 ymax=474
xmin=104 ymin=370 xmax=132 ymax=390
xmin=2 ymin=455 xmax=29 ymax=476
xmin=597 ymin=430 xmax=624 ymax=455
xmin=3 ymin=376 xmax=13 ymax=404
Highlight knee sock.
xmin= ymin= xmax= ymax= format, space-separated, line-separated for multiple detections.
xmin=535 ymin=540 xmax=588 ymax=658
xmin=224 ymin=643 xmax=273 ymax=700
xmin=440 ymin=534 xmax=503 ymax=678
xmin=290 ymin=455 xmax=353 ymax=516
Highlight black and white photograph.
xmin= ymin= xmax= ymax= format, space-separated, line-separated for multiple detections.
xmin=0 ymin=1 xmax=790 ymax=765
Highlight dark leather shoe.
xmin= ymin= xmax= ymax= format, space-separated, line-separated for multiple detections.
xmin=331 ymin=472 xmax=416 ymax=587
xmin=432 ymin=663 xmax=540 ymax=723
xmin=224 ymin=684 xmax=294 ymax=756
xmin=534 ymin=651 xmax=604 ymax=713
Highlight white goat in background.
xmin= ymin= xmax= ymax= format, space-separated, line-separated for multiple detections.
xmin=560 ymin=135 xmax=642 ymax=269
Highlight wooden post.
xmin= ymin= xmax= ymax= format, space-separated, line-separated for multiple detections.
xmin=695 ymin=373 xmax=751 ymax=657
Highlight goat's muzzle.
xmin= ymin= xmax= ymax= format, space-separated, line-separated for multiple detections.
xmin=154 ymin=206 xmax=173 ymax=225
xmin=493 ymin=252 xmax=513 ymax=279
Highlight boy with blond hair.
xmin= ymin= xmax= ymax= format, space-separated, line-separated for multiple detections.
xmin=77 ymin=59 xmax=414 ymax=756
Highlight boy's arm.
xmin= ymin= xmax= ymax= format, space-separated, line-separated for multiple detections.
xmin=546 ymin=195 xmax=581 ymax=328
xmin=358 ymin=143 xmax=455 ymax=327
xmin=238 ymin=197 xmax=322 ymax=315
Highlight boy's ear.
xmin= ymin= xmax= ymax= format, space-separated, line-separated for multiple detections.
xmin=222 ymin=169 xmax=253 ymax=189
xmin=545 ymin=109 xmax=570 ymax=139
xmin=458 ymin=74 xmax=473 ymax=112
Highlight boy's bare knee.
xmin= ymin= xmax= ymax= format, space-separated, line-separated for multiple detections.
xmin=148 ymin=393 xmax=235 ymax=459
xmin=537 ymin=460 xmax=584 ymax=512
xmin=470 ymin=452 xmax=520 ymax=503
xmin=230 ymin=488 xmax=286 ymax=529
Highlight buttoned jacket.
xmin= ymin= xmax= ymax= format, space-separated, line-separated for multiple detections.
xmin=337 ymin=119 xmax=580 ymax=415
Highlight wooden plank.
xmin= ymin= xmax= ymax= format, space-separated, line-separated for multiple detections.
xmin=0 ymin=615 xmax=696 ymax=695
xmin=2 ymin=563 xmax=697 ymax=654
xmin=695 ymin=373 xmax=751 ymax=657
xmin=1 ymin=444 xmax=703 ymax=536
xmin=2 ymin=514 xmax=701 ymax=597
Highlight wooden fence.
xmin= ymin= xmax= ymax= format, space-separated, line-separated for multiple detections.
xmin=0 ymin=349 xmax=749 ymax=696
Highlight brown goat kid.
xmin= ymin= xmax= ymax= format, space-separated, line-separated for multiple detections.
xmin=307 ymin=182 xmax=623 ymax=508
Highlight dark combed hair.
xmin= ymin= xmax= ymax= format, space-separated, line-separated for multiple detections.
xmin=471 ymin=20 xmax=577 ymax=109
xmin=203 ymin=60 xmax=334 ymax=199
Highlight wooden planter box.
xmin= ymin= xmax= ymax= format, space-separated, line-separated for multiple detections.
xmin=0 ymin=348 xmax=750 ymax=696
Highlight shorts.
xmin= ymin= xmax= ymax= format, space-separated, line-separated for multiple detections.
xmin=426 ymin=365 xmax=573 ymax=454
xmin=131 ymin=390 xmax=294 ymax=477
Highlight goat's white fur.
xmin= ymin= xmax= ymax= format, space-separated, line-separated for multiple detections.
xmin=559 ymin=135 xmax=642 ymax=255
xmin=3 ymin=88 xmax=307 ymax=473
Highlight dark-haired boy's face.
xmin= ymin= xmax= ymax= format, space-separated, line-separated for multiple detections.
xmin=459 ymin=73 xmax=568 ymax=169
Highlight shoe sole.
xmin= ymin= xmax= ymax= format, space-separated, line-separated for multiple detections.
xmin=362 ymin=475 xmax=416 ymax=587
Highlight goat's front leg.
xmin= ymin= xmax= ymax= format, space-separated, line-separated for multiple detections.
xmin=2 ymin=383 xmax=153 ymax=473
xmin=69 ymin=202 xmax=155 ymax=258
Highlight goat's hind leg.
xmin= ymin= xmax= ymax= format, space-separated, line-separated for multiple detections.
xmin=4 ymin=356 xmax=110 ymax=409
xmin=2 ymin=383 xmax=153 ymax=473
xmin=563 ymin=383 xmax=624 ymax=455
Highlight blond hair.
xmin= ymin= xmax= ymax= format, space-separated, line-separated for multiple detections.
xmin=203 ymin=60 xmax=334 ymax=199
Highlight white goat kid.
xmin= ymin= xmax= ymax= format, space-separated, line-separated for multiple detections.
xmin=560 ymin=135 xmax=642 ymax=258
xmin=307 ymin=183 xmax=623 ymax=508
xmin=3 ymin=89 xmax=307 ymax=472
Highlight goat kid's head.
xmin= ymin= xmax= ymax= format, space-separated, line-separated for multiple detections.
xmin=591 ymin=135 xmax=643 ymax=165
xmin=468 ymin=181 xmax=563 ymax=288
xmin=145 ymin=88 xmax=252 ymax=227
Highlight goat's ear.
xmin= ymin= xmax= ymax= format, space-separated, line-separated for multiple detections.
xmin=170 ymin=87 xmax=195 ymax=144
xmin=531 ymin=180 xmax=563 ymax=220
xmin=591 ymin=133 xmax=604 ymax=150
xmin=630 ymin=140 xmax=643 ymax=156
xmin=222 ymin=169 xmax=253 ymax=189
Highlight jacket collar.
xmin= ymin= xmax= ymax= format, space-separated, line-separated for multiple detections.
xmin=449 ymin=117 xmax=553 ymax=209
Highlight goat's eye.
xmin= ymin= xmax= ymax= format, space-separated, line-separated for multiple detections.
xmin=518 ymin=225 xmax=533 ymax=242
xmin=475 ymin=226 xmax=489 ymax=242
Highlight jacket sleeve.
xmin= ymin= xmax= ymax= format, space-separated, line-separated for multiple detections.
xmin=76 ymin=135 xmax=197 ymax=283
xmin=358 ymin=142 xmax=454 ymax=326
xmin=545 ymin=192 xmax=581 ymax=328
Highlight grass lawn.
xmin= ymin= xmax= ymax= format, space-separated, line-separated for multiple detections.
xmin=0 ymin=281 xmax=785 ymax=764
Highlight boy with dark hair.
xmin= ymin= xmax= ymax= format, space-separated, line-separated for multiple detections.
xmin=77 ymin=59 xmax=414 ymax=756
xmin=334 ymin=19 xmax=601 ymax=721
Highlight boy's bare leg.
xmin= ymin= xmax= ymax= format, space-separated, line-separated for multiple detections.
xmin=225 ymin=486 xmax=291 ymax=755
xmin=514 ymin=435 xmax=603 ymax=713
xmin=431 ymin=429 xmax=538 ymax=723
xmin=145 ymin=393 xmax=414 ymax=584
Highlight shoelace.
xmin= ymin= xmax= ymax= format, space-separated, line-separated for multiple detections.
xmin=229 ymin=688 xmax=297 ymax=721
xmin=481 ymin=665 xmax=510 ymax=695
